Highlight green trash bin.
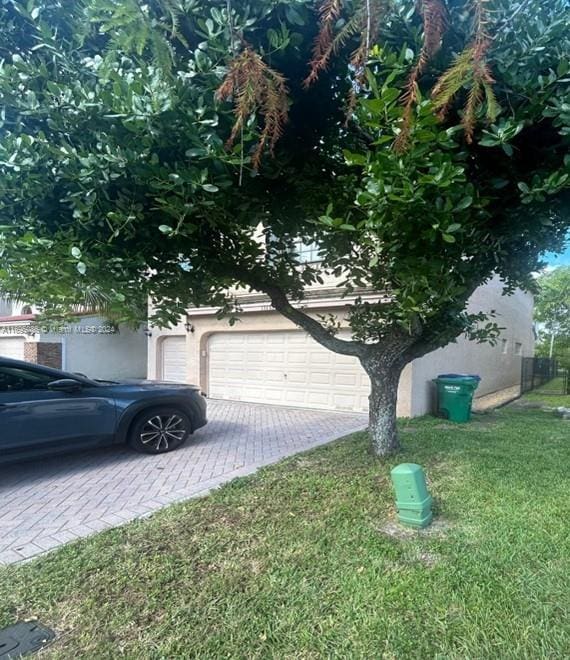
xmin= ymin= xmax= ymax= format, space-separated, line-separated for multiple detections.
xmin=433 ymin=375 xmax=480 ymax=423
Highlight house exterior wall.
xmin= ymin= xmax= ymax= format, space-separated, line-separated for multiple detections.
xmin=147 ymin=277 xmax=533 ymax=418
xmin=41 ymin=315 xmax=148 ymax=380
xmin=0 ymin=312 xmax=147 ymax=380
xmin=409 ymin=277 xmax=535 ymax=416
xmin=148 ymin=306 xmax=414 ymax=418
xmin=24 ymin=341 xmax=62 ymax=369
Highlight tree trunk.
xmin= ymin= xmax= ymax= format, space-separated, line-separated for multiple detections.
xmin=364 ymin=361 xmax=404 ymax=457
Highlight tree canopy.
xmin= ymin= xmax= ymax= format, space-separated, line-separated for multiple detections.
xmin=535 ymin=265 xmax=570 ymax=363
xmin=0 ymin=0 xmax=569 ymax=452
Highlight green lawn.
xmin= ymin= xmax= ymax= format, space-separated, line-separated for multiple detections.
xmin=522 ymin=377 xmax=570 ymax=408
xmin=1 ymin=401 xmax=569 ymax=658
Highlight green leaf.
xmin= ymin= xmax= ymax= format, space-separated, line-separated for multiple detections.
xmin=158 ymin=225 xmax=173 ymax=234
xmin=442 ymin=234 xmax=456 ymax=243
xmin=380 ymin=88 xmax=400 ymax=104
xmin=446 ymin=223 xmax=461 ymax=233
xmin=202 ymin=184 xmax=219 ymax=193
xmin=454 ymin=196 xmax=472 ymax=211
xmin=342 ymin=150 xmax=367 ymax=166
xmin=361 ymin=98 xmax=385 ymax=114
xmin=285 ymin=6 xmax=305 ymax=25
xmin=71 ymin=246 xmax=82 ymax=258
xmin=76 ymin=262 xmax=87 ymax=275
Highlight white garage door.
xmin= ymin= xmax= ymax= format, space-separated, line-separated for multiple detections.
xmin=208 ymin=331 xmax=370 ymax=412
xmin=160 ymin=336 xmax=187 ymax=382
xmin=0 ymin=336 xmax=25 ymax=360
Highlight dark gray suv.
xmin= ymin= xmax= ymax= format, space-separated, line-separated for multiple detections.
xmin=0 ymin=358 xmax=207 ymax=464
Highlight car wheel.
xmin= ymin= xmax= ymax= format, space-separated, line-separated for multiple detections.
xmin=128 ymin=407 xmax=192 ymax=454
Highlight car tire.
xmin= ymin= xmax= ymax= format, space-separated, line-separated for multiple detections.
xmin=128 ymin=407 xmax=192 ymax=454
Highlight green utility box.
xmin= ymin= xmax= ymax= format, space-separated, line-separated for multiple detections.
xmin=390 ymin=463 xmax=433 ymax=528
xmin=433 ymin=375 xmax=480 ymax=423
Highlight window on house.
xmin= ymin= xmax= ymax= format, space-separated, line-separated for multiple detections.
xmin=291 ymin=239 xmax=322 ymax=264
xmin=501 ymin=339 xmax=508 ymax=354
xmin=515 ymin=342 xmax=523 ymax=356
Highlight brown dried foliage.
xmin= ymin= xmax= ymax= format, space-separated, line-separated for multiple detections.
xmin=216 ymin=48 xmax=289 ymax=170
xmin=305 ymin=0 xmax=388 ymax=120
xmin=304 ymin=0 xmax=345 ymax=87
xmin=462 ymin=0 xmax=494 ymax=142
xmin=394 ymin=0 xmax=447 ymax=152
xmin=432 ymin=0 xmax=497 ymax=144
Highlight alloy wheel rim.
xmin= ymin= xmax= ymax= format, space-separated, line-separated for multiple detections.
xmin=140 ymin=414 xmax=186 ymax=451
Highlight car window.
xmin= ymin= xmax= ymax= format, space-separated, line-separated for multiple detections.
xmin=0 ymin=366 xmax=56 ymax=392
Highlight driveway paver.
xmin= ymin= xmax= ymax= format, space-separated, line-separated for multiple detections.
xmin=0 ymin=400 xmax=366 ymax=564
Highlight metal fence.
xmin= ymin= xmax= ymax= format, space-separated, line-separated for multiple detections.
xmin=521 ymin=357 xmax=569 ymax=395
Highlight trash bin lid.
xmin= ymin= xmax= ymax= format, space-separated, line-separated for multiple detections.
xmin=438 ymin=373 xmax=481 ymax=381
xmin=434 ymin=375 xmax=480 ymax=389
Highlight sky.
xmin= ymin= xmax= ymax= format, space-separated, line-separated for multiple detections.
xmin=544 ymin=243 xmax=570 ymax=267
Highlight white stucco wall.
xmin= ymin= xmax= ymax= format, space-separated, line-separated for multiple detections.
xmin=409 ymin=277 xmax=534 ymax=416
xmin=42 ymin=315 xmax=148 ymax=380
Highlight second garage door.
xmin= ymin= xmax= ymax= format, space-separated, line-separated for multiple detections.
xmin=0 ymin=336 xmax=25 ymax=360
xmin=208 ymin=331 xmax=370 ymax=412
xmin=160 ymin=336 xmax=187 ymax=382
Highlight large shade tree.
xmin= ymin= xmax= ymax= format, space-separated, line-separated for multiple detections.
xmin=535 ymin=266 xmax=570 ymax=365
xmin=0 ymin=0 xmax=569 ymax=454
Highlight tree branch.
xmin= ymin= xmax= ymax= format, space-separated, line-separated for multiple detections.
xmin=264 ymin=283 xmax=369 ymax=357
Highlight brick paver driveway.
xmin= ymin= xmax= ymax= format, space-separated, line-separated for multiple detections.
xmin=0 ymin=400 xmax=366 ymax=565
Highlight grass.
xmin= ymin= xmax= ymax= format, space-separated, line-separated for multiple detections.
xmin=522 ymin=377 xmax=570 ymax=408
xmin=0 ymin=400 xmax=569 ymax=658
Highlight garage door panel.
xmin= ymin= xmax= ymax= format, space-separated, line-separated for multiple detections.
xmin=287 ymin=353 xmax=308 ymax=364
xmin=336 ymin=353 xmax=357 ymax=365
xmin=335 ymin=373 xmax=358 ymax=387
xmin=265 ymin=335 xmax=286 ymax=346
xmin=0 ymin=337 xmax=25 ymax=360
xmin=309 ymin=372 xmax=333 ymax=385
xmin=333 ymin=393 xmax=359 ymax=410
xmin=208 ymin=330 xmax=370 ymax=412
xmin=284 ymin=389 xmax=305 ymax=401
xmin=286 ymin=371 xmax=308 ymax=383
xmin=287 ymin=336 xmax=307 ymax=346
xmin=161 ymin=336 xmax=187 ymax=382
xmin=307 ymin=391 xmax=331 ymax=406
xmin=310 ymin=352 xmax=332 ymax=365
xmin=264 ymin=371 xmax=285 ymax=383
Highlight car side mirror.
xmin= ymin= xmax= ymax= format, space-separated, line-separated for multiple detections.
xmin=48 ymin=379 xmax=83 ymax=393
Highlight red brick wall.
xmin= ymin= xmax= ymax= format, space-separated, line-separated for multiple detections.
xmin=24 ymin=342 xmax=62 ymax=369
